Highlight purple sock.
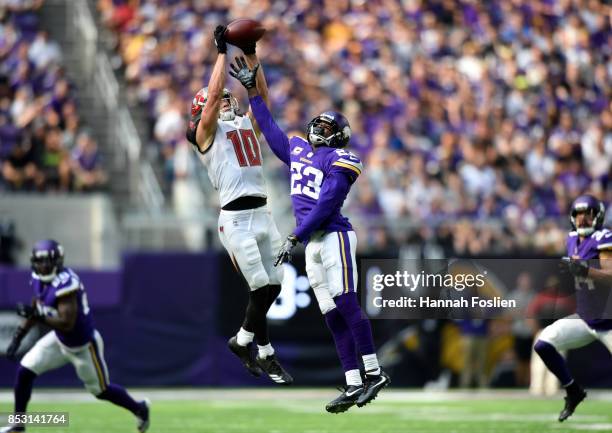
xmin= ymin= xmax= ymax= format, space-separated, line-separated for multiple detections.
xmin=324 ymin=308 xmax=359 ymax=372
xmin=334 ymin=292 xmax=376 ymax=356
xmin=15 ymin=366 xmax=37 ymax=414
xmin=534 ymin=340 xmax=573 ymax=386
xmin=96 ymin=383 xmax=143 ymax=416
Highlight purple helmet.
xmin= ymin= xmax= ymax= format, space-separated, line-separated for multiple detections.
xmin=570 ymin=194 xmax=606 ymax=236
xmin=307 ymin=111 xmax=351 ymax=148
xmin=31 ymin=239 xmax=64 ymax=282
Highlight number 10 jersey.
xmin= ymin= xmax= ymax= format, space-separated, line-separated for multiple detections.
xmin=198 ymin=115 xmax=267 ymax=208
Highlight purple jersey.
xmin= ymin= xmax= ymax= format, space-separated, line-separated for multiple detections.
xmin=566 ymin=228 xmax=612 ymax=330
xmin=250 ymin=96 xmax=362 ymax=241
xmin=31 ymin=267 xmax=95 ymax=347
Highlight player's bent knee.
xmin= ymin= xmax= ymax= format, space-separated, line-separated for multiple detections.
xmin=248 ymin=271 xmax=270 ymax=290
xmin=533 ymin=339 xmax=554 ymax=356
xmin=537 ymin=325 xmax=560 ymax=349
xmin=86 ymin=381 xmax=105 ymax=397
xmin=312 ymin=284 xmax=336 ymax=315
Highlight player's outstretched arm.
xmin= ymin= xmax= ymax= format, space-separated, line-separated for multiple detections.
xmin=230 ymin=56 xmax=290 ymax=165
xmin=194 ymin=25 xmax=228 ymax=152
xmin=240 ymin=44 xmax=270 ymax=109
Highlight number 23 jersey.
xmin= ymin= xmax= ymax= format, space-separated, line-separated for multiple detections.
xmin=288 ymin=136 xmax=362 ymax=234
xmin=197 ymin=116 xmax=267 ymax=208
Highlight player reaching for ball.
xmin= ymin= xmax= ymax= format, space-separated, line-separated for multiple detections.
xmin=185 ymin=24 xmax=292 ymax=385
xmin=230 ymin=57 xmax=390 ymax=413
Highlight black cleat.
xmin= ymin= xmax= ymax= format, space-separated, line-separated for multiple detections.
xmin=0 ymin=426 xmax=25 ymax=433
xmin=325 ymin=385 xmax=363 ymax=414
xmin=356 ymin=371 xmax=390 ymax=407
xmin=228 ymin=336 xmax=263 ymax=377
xmin=255 ymin=354 xmax=293 ymax=385
xmin=136 ymin=398 xmax=151 ymax=433
xmin=559 ymin=385 xmax=587 ymax=422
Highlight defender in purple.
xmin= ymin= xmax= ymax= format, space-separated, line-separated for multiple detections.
xmin=534 ymin=195 xmax=612 ymax=422
xmin=2 ymin=240 xmax=150 ymax=433
xmin=230 ymin=57 xmax=390 ymax=413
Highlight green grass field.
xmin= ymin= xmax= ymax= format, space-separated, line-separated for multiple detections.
xmin=2 ymin=389 xmax=611 ymax=433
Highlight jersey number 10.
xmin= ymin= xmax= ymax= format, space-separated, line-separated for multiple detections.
xmin=227 ymin=129 xmax=262 ymax=167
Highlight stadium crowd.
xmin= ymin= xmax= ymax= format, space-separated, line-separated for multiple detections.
xmin=0 ymin=0 xmax=107 ymax=192
xmin=99 ymin=0 xmax=611 ymax=255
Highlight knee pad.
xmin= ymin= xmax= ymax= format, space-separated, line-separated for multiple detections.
xmin=248 ymin=272 xmax=269 ymax=290
xmin=312 ymin=283 xmax=336 ymax=315
xmin=239 ymin=238 xmax=269 ymax=289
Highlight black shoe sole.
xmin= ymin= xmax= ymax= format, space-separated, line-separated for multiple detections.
xmin=559 ymin=391 xmax=587 ymax=422
xmin=356 ymin=375 xmax=391 ymax=408
xmin=255 ymin=357 xmax=294 ymax=385
xmin=326 ymin=401 xmax=356 ymax=414
xmin=227 ymin=338 xmax=263 ymax=377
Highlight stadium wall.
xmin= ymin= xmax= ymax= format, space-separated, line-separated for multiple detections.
xmin=0 ymin=252 xmax=611 ymax=388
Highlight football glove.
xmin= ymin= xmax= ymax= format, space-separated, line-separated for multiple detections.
xmin=16 ymin=302 xmax=43 ymax=320
xmin=241 ymin=42 xmax=256 ymax=55
xmin=214 ymin=25 xmax=228 ymax=54
xmin=229 ymin=56 xmax=259 ymax=90
xmin=274 ymin=235 xmax=298 ymax=266
xmin=559 ymin=257 xmax=589 ymax=278
xmin=6 ymin=327 xmax=28 ymax=361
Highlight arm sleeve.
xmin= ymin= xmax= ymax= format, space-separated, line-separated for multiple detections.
xmin=293 ymin=170 xmax=353 ymax=241
xmin=249 ymin=95 xmax=290 ymax=165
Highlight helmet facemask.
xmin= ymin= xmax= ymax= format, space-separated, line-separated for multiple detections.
xmin=31 ymin=244 xmax=64 ymax=282
xmin=307 ymin=112 xmax=351 ymax=148
xmin=219 ymin=91 xmax=239 ymax=121
xmin=191 ymin=87 xmax=239 ymax=123
xmin=570 ymin=200 xmax=605 ymax=237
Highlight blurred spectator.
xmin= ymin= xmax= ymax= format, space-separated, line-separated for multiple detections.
xmin=2 ymin=137 xmax=43 ymax=190
xmin=1 ymin=1 xmax=101 ymax=194
xmin=40 ymin=127 xmax=70 ymax=191
xmin=100 ymin=0 xmax=612 ymax=254
xmin=27 ymin=30 xmax=61 ymax=69
xmin=70 ymin=132 xmax=108 ymax=191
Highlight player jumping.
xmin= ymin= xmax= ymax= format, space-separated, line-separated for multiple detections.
xmin=534 ymin=194 xmax=612 ymax=422
xmin=230 ymin=57 xmax=390 ymax=413
xmin=185 ymin=26 xmax=292 ymax=385
xmin=1 ymin=240 xmax=150 ymax=433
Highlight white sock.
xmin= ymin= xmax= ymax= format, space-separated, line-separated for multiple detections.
xmin=363 ymin=354 xmax=380 ymax=376
xmin=345 ymin=369 xmax=363 ymax=387
xmin=257 ymin=343 xmax=275 ymax=358
xmin=236 ymin=327 xmax=254 ymax=346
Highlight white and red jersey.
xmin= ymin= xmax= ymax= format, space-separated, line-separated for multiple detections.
xmin=197 ymin=115 xmax=267 ymax=207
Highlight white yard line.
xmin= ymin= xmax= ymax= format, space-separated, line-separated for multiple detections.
xmin=1 ymin=389 xmax=612 ymax=403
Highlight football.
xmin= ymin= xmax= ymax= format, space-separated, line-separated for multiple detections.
xmin=224 ymin=18 xmax=266 ymax=47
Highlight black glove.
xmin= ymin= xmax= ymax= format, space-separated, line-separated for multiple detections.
xmin=6 ymin=327 xmax=28 ymax=361
xmin=16 ymin=302 xmax=42 ymax=320
xmin=213 ymin=25 xmax=228 ymax=54
xmin=559 ymin=257 xmax=589 ymax=278
xmin=229 ymin=56 xmax=259 ymax=90
xmin=274 ymin=235 xmax=298 ymax=266
xmin=240 ymin=42 xmax=256 ymax=55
